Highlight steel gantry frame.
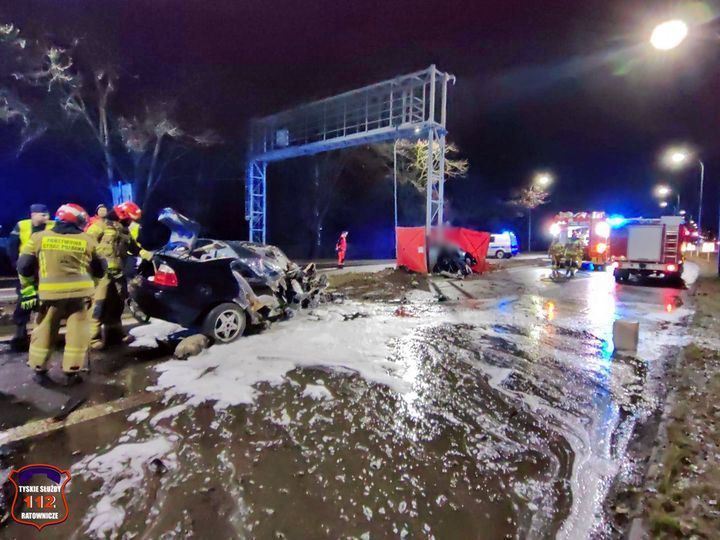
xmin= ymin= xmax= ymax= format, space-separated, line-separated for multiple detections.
xmin=246 ymin=64 xmax=455 ymax=244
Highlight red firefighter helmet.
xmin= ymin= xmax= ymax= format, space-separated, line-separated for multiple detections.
xmin=55 ymin=203 xmax=89 ymax=227
xmin=114 ymin=201 xmax=142 ymax=221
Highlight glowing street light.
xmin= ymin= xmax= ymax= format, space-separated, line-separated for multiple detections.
xmin=670 ymin=151 xmax=687 ymax=165
xmin=650 ymin=19 xmax=689 ymax=51
xmin=654 ymin=184 xmax=681 ymax=213
xmin=533 ymin=172 xmax=553 ymax=188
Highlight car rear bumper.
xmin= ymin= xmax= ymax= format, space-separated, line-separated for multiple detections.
xmin=129 ymin=278 xmax=205 ymax=328
xmin=614 ymin=261 xmax=681 ymax=272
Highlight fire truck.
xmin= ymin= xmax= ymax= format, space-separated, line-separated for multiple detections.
xmin=549 ymin=211 xmax=611 ymax=270
xmin=608 ymin=216 xmax=692 ymax=284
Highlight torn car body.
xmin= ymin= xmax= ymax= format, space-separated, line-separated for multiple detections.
xmin=129 ymin=208 xmax=327 ymax=342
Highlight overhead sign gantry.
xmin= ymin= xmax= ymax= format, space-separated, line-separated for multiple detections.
xmin=246 ymin=64 xmax=455 ymax=244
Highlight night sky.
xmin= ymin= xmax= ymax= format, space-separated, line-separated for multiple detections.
xmin=1 ymin=0 xmax=719 ymax=259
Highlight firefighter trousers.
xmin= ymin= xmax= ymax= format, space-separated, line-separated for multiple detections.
xmin=28 ymin=298 xmax=91 ymax=373
xmin=90 ymin=274 xmax=127 ymax=345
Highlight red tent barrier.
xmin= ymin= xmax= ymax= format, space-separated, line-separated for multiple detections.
xmin=395 ymin=227 xmax=427 ymax=273
xmin=395 ymin=227 xmax=491 ymax=274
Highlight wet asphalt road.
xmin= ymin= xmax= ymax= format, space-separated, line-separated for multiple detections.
xmin=0 ymin=264 xmax=692 ymax=539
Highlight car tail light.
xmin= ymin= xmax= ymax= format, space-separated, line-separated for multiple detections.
xmin=611 ymin=261 xmax=619 ymax=269
xmin=596 ymin=242 xmax=607 ymax=254
xmin=153 ymin=264 xmax=178 ymax=287
xmin=666 ymin=264 xmax=677 ymax=272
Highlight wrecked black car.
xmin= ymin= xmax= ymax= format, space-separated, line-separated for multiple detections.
xmin=431 ymin=242 xmax=476 ymax=277
xmin=128 ymin=208 xmax=327 ymax=343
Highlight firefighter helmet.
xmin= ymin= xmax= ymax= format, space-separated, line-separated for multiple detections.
xmin=55 ymin=203 xmax=89 ymax=227
xmin=114 ymin=201 xmax=142 ymax=221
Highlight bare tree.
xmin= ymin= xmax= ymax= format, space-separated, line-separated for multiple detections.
xmin=119 ymin=104 xmax=221 ymax=205
xmin=377 ymin=139 xmax=469 ymax=192
xmin=0 ymin=21 xmax=221 ymax=206
xmin=511 ymin=186 xmax=550 ymax=251
xmin=1 ymin=22 xmax=120 ymax=187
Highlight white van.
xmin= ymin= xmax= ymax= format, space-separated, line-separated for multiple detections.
xmin=488 ymin=231 xmax=519 ymax=259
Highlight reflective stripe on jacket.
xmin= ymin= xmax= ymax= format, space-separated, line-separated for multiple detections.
xmin=24 ymin=230 xmax=98 ymax=300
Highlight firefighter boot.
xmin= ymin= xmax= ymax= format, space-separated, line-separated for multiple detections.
xmin=32 ymin=369 xmax=53 ymax=387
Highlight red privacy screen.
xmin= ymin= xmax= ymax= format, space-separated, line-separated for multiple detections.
xmin=396 ymin=227 xmax=490 ymax=273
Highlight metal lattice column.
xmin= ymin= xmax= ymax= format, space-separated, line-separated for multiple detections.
xmin=425 ymin=127 xmax=446 ymax=234
xmin=246 ymin=160 xmax=267 ymax=243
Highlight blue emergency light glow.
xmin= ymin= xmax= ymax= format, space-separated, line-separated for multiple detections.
xmin=607 ymin=216 xmax=626 ymax=227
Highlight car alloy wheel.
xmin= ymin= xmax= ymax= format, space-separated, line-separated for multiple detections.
xmin=214 ymin=310 xmax=242 ymax=342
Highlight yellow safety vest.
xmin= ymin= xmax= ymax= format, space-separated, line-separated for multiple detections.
xmin=16 ymin=219 xmax=54 ymax=253
xmin=23 ymin=230 xmax=98 ymax=300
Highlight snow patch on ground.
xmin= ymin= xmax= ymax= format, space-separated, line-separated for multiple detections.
xmin=126 ymin=407 xmax=151 ymax=423
xmin=151 ymin=303 xmax=442 ymax=409
xmin=129 ymin=319 xmax=184 ymax=348
xmin=682 ymin=261 xmax=700 ymax=285
xmin=72 ymin=435 xmax=177 ymax=538
xmin=302 ymin=382 xmax=333 ymax=400
xmin=403 ymin=289 xmax=437 ymax=304
xmin=150 ymin=404 xmax=189 ymax=426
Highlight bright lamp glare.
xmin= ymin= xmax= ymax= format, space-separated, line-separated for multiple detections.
xmin=659 ymin=201 xmax=669 ymax=208
xmin=656 ymin=185 xmax=671 ymax=197
xmin=670 ymin=152 xmax=687 ymax=164
xmin=595 ymin=222 xmax=610 ymax=239
xmin=534 ymin=173 xmax=553 ymax=187
xmin=650 ymin=19 xmax=689 ymax=51
xmin=549 ymin=223 xmax=561 ymax=237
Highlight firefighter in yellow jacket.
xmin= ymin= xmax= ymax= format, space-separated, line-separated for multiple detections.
xmin=86 ymin=201 xmax=148 ymax=349
xmin=566 ymin=231 xmax=585 ymax=269
xmin=17 ymin=204 xmax=106 ymax=385
xmin=8 ymin=204 xmax=55 ymax=351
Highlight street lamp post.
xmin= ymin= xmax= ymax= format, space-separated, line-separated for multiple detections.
xmin=649 ymin=21 xmax=718 ymax=273
xmin=663 ymin=148 xmax=705 ymax=231
xmin=527 ymin=172 xmax=553 ymax=252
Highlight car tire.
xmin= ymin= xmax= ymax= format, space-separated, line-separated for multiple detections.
xmin=202 ymin=303 xmax=247 ymax=343
xmin=495 ymin=250 xmax=505 ymax=259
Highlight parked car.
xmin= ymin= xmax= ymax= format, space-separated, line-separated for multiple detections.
xmin=128 ymin=209 xmax=327 ymax=343
xmin=487 ymin=231 xmax=519 ymax=259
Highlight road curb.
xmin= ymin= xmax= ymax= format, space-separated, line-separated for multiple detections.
xmin=625 ymin=278 xmax=700 ymax=538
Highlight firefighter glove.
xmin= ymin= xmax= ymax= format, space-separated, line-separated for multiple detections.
xmin=20 ymin=284 xmax=38 ymax=311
